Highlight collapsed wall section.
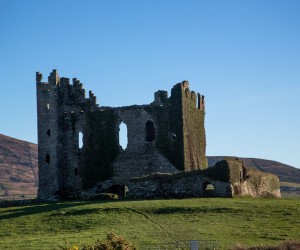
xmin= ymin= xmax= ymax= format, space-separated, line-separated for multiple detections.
xmin=125 ymin=158 xmax=281 ymax=199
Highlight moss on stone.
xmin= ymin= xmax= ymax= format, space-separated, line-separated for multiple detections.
xmin=80 ymin=110 xmax=120 ymax=189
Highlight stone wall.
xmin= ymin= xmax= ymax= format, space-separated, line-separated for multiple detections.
xmin=127 ymin=171 xmax=232 ymax=199
xmin=123 ymin=158 xmax=280 ymax=199
xmin=79 ymin=110 xmax=120 ymax=189
xmin=170 ymin=82 xmax=207 ymax=171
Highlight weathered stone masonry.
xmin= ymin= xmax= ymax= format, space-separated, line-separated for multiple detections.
xmin=36 ymin=70 xmax=280 ymax=201
xmin=37 ymin=70 xmax=209 ymax=201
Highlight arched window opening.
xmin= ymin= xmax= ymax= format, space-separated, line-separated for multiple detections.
xmin=119 ymin=122 xmax=128 ymax=150
xmin=47 ymin=129 xmax=51 ymax=136
xmin=108 ymin=184 xmax=129 ymax=197
xmin=78 ymin=132 xmax=83 ymax=149
xmin=145 ymin=120 xmax=155 ymax=142
xmin=45 ymin=154 xmax=50 ymax=163
xmin=203 ymin=182 xmax=215 ymax=197
xmin=46 ymin=103 xmax=50 ymax=110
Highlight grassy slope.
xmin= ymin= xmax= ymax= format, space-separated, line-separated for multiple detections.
xmin=0 ymin=198 xmax=299 ymax=250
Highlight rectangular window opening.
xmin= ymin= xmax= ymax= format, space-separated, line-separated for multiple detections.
xmin=46 ymin=154 xmax=50 ymax=163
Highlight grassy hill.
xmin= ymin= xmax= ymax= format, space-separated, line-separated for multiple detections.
xmin=0 ymin=134 xmax=38 ymax=200
xmin=0 ymin=198 xmax=299 ymax=249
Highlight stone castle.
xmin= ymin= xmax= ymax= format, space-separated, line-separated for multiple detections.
xmin=36 ymin=70 xmax=280 ymax=201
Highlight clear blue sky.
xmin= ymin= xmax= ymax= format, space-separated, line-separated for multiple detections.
xmin=0 ymin=0 xmax=299 ymax=168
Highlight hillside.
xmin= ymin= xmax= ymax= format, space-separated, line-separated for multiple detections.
xmin=0 ymin=134 xmax=38 ymax=199
xmin=1 ymin=134 xmax=300 ymax=199
xmin=207 ymin=156 xmax=300 ymax=184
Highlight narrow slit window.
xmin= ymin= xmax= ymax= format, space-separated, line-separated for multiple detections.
xmin=47 ymin=129 xmax=51 ymax=136
xmin=78 ymin=132 xmax=83 ymax=149
xmin=74 ymin=168 xmax=78 ymax=176
xmin=45 ymin=154 xmax=50 ymax=163
xmin=47 ymin=103 xmax=50 ymax=110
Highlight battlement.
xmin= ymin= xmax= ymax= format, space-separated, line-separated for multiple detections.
xmin=36 ymin=70 xmax=98 ymax=107
xmin=89 ymin=90 xmax=97 ymax=105
xmin=182 ymin=80 xmax=189 ymax=90
xmin=170 ymin=80 xmax=205 ymax=111
xmin=36 ymin=72 xmax=43 ymax=84
xmin=48 ymin=69 xmax=60 ymax=85
xmin=153 ymin=90 xmax=168 ymax=105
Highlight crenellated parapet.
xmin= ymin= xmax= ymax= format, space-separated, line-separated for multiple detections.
xmin=89 ymin=90 xmax=97 ymax=105
xmin=36 ymin=70 xmax=98 ymax=112
xmin=48 ymin=69 xmax=60 ymax=85
xmin=178 ymin=81 xmax=205 ymax=111
xmin=152 ymin=90 xmax=168 ymax=106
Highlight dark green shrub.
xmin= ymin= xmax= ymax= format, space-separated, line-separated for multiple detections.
xmin=59 ymin=233 xmax=137 ymax=250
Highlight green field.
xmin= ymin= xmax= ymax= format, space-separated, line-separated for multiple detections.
xmin=281 ymin=182 xmax=300 ymax=188
xmin=0 ymin=198 xmax=299 ymax=250
xmin=280 ymin=182 xmax=300 ymax=198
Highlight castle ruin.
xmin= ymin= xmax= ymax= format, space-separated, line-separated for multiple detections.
xmin=36 ymin=70 xmax=280 ymax=201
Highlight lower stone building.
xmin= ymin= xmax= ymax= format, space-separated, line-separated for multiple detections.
xmin=84 ymin=158 xmax=281 ymax=199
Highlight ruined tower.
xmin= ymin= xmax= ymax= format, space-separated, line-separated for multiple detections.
xmin=169 ymin=81 xmax=207 ymax=171
xmin=36 ymin=70 xmax=97 ymax=200
xmin=37 ymin=70 xmax=207 ymax=201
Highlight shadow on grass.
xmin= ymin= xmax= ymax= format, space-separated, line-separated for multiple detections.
xmin=50 ymin=207 xmax=127 ymax=217
xmin=152 ymin=206 xmax=240 ymax=214
xmin=0 ymin=202 xmax=90 ymax=220
xmin=0 ymin=199 xmax=132 ymax=220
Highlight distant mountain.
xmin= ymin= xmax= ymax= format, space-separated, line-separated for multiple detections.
xmin=207 ymin=156 xmax=300 ymax=184
xmin=1 ymin=134 xmax=300 ymax=200
xmin=0 ymin=134 xmax=38 ymax=199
